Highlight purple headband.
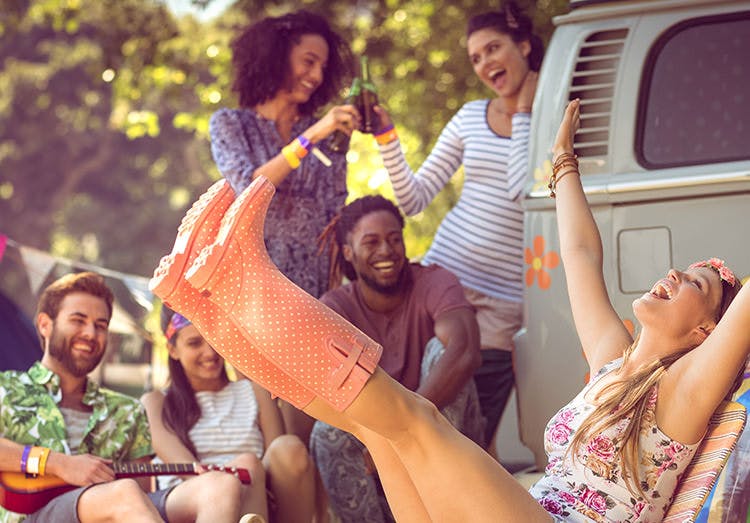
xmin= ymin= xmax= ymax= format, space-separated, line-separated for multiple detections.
xmin=165 ymin=312 xmax=192 ymax=341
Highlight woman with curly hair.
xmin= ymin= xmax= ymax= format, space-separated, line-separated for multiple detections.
xmin=209 ymin=9 xmax=358 ymax=441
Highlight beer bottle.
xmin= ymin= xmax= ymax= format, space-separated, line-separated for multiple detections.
xmin=329 ymin=77 xmax=361 ymax=152
xmin=359 ymin=56 xmax=380 ymax=134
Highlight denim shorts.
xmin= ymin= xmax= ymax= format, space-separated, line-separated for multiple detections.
xmin=24 ymin=484 xmax=173 ymax=523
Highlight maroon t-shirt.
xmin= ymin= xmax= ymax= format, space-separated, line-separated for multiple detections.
xmin=320 ymin=263 xmax=473 ymax=391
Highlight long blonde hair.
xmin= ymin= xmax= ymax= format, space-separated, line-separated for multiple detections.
xmin=567 ymin=337 xmax=688 ymax=498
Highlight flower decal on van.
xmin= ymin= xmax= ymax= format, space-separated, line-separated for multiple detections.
xmin=532 ymin=160 xmax=553 ymax=193
xmin=525 ymin=235 xmax=559 ymax=290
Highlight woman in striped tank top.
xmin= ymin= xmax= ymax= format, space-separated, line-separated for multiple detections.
xmin=141 ymin=306 xmax=316 ymax=523
xmin=373 ymin=1 xmax=544 ymax=447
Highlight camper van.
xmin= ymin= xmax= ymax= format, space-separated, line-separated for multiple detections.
xmin=514 ymin=0 xmax=750 ymax=469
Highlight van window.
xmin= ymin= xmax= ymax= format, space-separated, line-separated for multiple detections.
xmin=636 ymin=13 xmax=750 ymax=168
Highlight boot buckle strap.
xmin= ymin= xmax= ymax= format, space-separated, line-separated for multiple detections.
xmin=328 ymin=337 xmax=365 ymax=389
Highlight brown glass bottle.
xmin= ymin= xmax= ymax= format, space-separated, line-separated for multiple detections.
xmin=359 ymin=56 xmax=379 ymax=134
xmin=329 ymin=77 xmax=361 ymax=152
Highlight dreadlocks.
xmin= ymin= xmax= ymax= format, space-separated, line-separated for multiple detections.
xmin=318 ymin=195 xmax=404 ymax=290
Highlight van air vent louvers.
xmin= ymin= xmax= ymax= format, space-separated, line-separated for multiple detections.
xmin=570 ymin=28 xmax=628 ymax=159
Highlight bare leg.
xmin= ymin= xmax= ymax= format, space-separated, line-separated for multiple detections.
xmin=305 ymin=369 xmax=552 ymax=523
xmin=225 ymin=453 xmax=269 ymax=522
xmin=356 ymin=428 xmax=432 ymax=523
xmin=263 ymin=435 xmax=316 ymax=523
xmin=165 ymin=471 xmax=245 ymax=523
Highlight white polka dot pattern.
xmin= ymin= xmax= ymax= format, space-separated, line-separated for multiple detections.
xmin=186 ymin=176 xmax=383 ymax=412
xmin=149 ymin=179 xmax=315 ymax=409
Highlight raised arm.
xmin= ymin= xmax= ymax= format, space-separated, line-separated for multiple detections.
xmin=668 ymin=280 xmax=750 ymax=435
xmin=209 ymin=105 xmax=359 ymax=191
xmin=506 ymin=71 xmax=538 ymax=202
xmin=374 ymin=106 xmax=466 ymax=216
xmin=552 ymin=100 xmax=632 ymax=374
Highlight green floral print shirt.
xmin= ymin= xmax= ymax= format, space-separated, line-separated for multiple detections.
xmin=0 ymin=362 xmax=154 ymax=522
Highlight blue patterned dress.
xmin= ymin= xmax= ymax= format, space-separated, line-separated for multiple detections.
xmin=209 ymin=107 xmax=348 ymax=298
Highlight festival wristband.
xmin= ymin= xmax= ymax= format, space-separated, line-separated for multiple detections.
xmin=375 ymin=125 xmax=398 ymax=145
xmin=20 ymin=445 xmax=31 ymax=473
xmin=26 ymin=447 xmax=44 ymax=475
xmin=281 ymin=144 xmax=301 ymax=169
xmin=296 ymin=135 xmax=312 ymax=154
xmin=37 ymin=447 xmax=50 ymax=476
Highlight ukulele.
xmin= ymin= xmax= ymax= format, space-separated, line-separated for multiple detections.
xmin=0 ymin=462 xmax=251 ymax=514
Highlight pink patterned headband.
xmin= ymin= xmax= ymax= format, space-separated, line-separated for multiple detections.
xmin=688 ymin=258 xmax=737 ymax=287
xmin=165 ymin=312 xmax=191 ymax=341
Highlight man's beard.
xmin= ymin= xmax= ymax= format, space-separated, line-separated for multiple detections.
xmin=359 ymin=263 xmax=411 ymax=296
xmin=48 ymin=324 xmax=103 ymax=377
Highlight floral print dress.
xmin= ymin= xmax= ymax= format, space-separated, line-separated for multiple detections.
xmin=209 ymin=107 xmax=348 ymax=298
xmin=528 ymin=359 xmax=699 ymax=522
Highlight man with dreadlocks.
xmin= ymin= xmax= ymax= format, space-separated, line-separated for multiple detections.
xmin=312 ymin=194 xmax=484 ymax=523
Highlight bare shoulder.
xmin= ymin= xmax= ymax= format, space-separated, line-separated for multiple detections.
xmin=140 ymin=389 xmax=166 ymax=409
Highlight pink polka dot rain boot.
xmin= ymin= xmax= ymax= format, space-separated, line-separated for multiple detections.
xmin=149 ymin=179 xmax=314 ymax=408
xmin=186 ymin=176 xmax=382 ymax=412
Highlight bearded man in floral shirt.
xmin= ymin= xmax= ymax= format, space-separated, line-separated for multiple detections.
xmin=0 ymin=272 xmax=244 ymax=523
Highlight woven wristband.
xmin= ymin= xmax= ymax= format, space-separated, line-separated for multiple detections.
xmin=20 ymin=445 xmax=31 ymax=473
xmin=281 ymin=144 xmax=301 ymax=169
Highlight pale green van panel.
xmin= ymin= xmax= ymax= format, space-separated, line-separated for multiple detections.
xmin=515 ymin=0 xmax=750 ymax=470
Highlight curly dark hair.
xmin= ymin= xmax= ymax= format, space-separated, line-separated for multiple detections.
xmin=231 ymin=10 xmax=353 ymax=115
xmin=318 ymin=195 xmax=405 ymax=288
xmin=467 ymin=1 xmax=545 ymax=72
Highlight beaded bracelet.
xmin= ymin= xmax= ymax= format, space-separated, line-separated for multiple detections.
xmin=375 ymin=125 xmax=398 ymax=145
xmin=548 ymin=152 xmax=579 ymax=198
xmin=20 ymin=445 xmax=31 ymax=474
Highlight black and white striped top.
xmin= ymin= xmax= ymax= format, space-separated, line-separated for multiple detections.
xmin=156 ymin=380 xmax=264 ymax=489
xmin=379 ymin=99 xmax=530 ymax=302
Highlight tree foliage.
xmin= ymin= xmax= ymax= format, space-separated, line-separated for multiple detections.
xmin=0 ymin=0 xmax=569 ymax=283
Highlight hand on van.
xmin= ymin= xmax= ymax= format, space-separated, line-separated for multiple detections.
xmin=552 ymin=99 xmax=580 ymax=161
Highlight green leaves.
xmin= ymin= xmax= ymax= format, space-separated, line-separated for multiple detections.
xmin=0 ymin=0 xmax=567 ymax=276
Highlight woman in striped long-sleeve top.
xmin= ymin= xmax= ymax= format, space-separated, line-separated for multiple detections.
xmin=374 ymin=1 xmax=544 ymax=447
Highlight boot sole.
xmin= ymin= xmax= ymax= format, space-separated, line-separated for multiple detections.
xmin=149 ymin=180 xmax=234 ymax=302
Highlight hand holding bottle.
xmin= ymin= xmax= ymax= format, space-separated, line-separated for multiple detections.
xmin=372 ymin=105 xmax=393 ymax=133
xmin=308 ymin=103 xmax=361 ymax=145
